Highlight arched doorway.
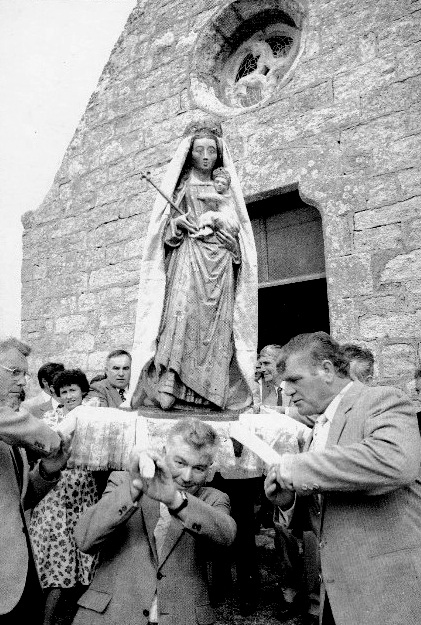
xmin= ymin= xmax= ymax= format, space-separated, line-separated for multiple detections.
xmin=247 ymin=189 xmax=330 ymax=350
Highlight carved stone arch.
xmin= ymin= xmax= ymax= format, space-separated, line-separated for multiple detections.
xmin=189 ymin=0 xmax=308 ymax=117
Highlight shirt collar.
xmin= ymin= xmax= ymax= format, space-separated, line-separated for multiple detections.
xmin=321 ymin=381 xmax=354 ymax=424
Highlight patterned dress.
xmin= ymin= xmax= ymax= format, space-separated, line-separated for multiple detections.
xmin=29 ymin=404 xmax=99 ymax=588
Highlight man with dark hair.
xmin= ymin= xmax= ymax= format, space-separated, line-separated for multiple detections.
xmin=72 ymin=418 xmax=236 ymax=625
xmin=87 ymin=350 xmax=132 ymax=408
xmin=0 ymin=338 xmax=70 ymax=624
xmin=265 ymin=331 xmax=421 ymax=625
xmin=23 ymin=361 xmax=65 ymax=417
xmin=341 ymin=343 xmax=374 ymax=384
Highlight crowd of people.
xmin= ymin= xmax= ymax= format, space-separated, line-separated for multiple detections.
xmin=1 ymin=333 xmax=421 ymax=625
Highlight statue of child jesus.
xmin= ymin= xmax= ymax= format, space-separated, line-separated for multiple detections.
xmin=190 ymin=167 xmax=240 ymax=240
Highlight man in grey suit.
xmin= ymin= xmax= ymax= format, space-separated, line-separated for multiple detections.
xmin=24 ymin=361 xmax=65 ymax=418
xmin=0 ymin=338 xmax=70 ymax=624
xmin=87 ymin=349 xmax=131 ymax=407
xmin=265 ymin=331 xmax=421 ymax=625
xmin=72 ymin=418 xmax=236 ymax=625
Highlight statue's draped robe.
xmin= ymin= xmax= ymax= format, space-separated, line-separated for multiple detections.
xmin=128 ymin=136 xmax=258 ymax=412
xmin=152 ymin=175 xmax=241 ymax=408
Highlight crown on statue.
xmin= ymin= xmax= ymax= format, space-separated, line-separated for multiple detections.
xmin=183 ymin=119 xmax=223 ymax=138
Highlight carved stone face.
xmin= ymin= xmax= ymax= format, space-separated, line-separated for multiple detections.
xmin=213 ymin=175 xmax=229 ymax=194
xmin=191 ymin=137 xmax=218 ymax=175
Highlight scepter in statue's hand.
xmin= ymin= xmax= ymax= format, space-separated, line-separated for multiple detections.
xmin=139 ymin=170 xmax=184 ymax=216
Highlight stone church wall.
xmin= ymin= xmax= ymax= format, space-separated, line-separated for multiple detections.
xmin=21 ymin=0 xmax=421 ymax=391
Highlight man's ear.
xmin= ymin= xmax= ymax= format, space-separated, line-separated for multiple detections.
xmin=320 ymin=359 xmax=336 ymax=383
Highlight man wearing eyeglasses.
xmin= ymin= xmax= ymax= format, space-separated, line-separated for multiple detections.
xmin=0 ymin=337 xmax=71 ymax=624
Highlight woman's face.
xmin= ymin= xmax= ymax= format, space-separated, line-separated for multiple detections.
xmin=59 ymin=384 xmax=83 ymax=412
xmin=191 ymin=137 xmax=218 ymax=175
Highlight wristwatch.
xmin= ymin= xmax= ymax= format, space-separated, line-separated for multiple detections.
xmin=168 ymin=491 xmax=188 ymax=515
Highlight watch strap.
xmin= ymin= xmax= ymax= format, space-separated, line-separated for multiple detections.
xmin=168 ymin=491 xmax=188 ymax=515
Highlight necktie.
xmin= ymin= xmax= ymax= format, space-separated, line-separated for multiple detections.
xmin=276 ymin=387 xmax=283 ymax=406
xmin=118 ymin=388 xmax=126 ymax=402
xmin=154 ymin=503 xmax=172 ymax=558
xmin=311 ymin=413 xmax=329 ymax=452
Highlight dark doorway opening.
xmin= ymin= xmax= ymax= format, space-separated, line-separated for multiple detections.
xmin=258 ymin=279 xmax=330 ymax=350
xmin=247 ymin=188 xmax=330 ymax=350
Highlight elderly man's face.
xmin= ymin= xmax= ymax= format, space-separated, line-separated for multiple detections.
xmin=259 ymin=354 xmax=278 ymax=383
xmin=164 ymin=435 xmax=213 ymax=495
xmin=105 ymin=355 xmax=131 ymax=389
xmin=282 ymin=350 xmax=335 ymax=416
xmin=0 ymin=348 xmax=28 ymax=409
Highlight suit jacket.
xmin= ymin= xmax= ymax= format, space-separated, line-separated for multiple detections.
xmin=87 ymin=379 xmax=125 ymax=408
xmin=261 ymin=380 xmax=281 ymax=406
xmin=0 ymin=405 xmax=62 ymax=614
xmin=30 ymin=398 xmax=54 ymax=420
xmin=290 ymin=381 xmax=421 ymax=625
xmin=72 ymin=472 xmax=236 ymax=625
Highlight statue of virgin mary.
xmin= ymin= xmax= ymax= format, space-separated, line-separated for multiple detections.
xmin=128 ymin=120 xmax=258 ymax=411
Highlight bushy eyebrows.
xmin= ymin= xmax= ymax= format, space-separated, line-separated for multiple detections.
xmin=284 ymin=374 xmax=302 ymax=382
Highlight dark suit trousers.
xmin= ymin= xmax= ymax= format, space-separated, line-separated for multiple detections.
xmin=0 ymin=558 xmax=44 ymax=625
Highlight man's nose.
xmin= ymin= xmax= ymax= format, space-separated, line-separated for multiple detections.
xmin=16 ymin=373 xmax=27 ymax=386
xmin=283 ymin=382 xmax=293 ymax=396
xmin=180 ymin=466 xmax=193 ymax=482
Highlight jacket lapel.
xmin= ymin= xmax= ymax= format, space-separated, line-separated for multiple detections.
xmin=107 ymin=381 xmax=123 ymax=407
xmin=326 ymin=381 xmax=363 ymax=447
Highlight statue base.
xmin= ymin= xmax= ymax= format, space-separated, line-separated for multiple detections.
xmin=137 ymin=405 xmax=241 ymax=422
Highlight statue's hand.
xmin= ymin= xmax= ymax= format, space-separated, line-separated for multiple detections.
xmin=215 ymin=229 xmax=238 ymax=254
xmin=173 ymin=212 xmax=197 ymax=234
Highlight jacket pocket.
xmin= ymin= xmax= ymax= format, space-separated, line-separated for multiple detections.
xmin=77 ymin=589 xmax=112 ymax=613
xmin=195 ymin=604 xmax=214 ymax=624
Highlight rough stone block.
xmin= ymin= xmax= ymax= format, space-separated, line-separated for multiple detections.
xmin=328 ymin=297 xmax=359 ymax=339
xmin=359 ymin=294 xmax=399 ymax=315
xmin=398 ymin=167 xmax=421 ymax=198
xmin=105 ymin=238 xmax=143 ymax=264
xmin=360 ymin=312 xmax=421 ymax=339
xmin=381 ymin=249 xmax=421 ymax=282
xmin=69 ymin=332 xmax=96 ymax=352
xmin=333 ymin=55 xmax=396 ymax=101
xmin=328 ymin=254 xmax=373 ymax=298
xmin=97 ymin=325 xmax=135 ymax=350
xmin=373 ymin=132 xmax=421 ymax=175
xmin=55 ymin=314 xmax=89 ymax=335
xmin=382 ymin=343 xmax=416 ymax=378
xmin=405 ymin=218 xmax=421 ymax=251
xmin=87 ymin=350 xmax=109 ymax=373
xmin=355 ymin=196 xmax=420 ymax=229
xmin=361 ymin=74 xmax=421 ymax=122
xmin=354 ymin=224 xmax=402 ymax=252
xmin=98 ymin=305 xmax=136 ymax=329
xmin=396 ymin=39 xmax=421 ymax=81
xmin=365 ymin=173 xmax=401 ymax=209
xmin=88 ymin=259 xmax=140 ymax=289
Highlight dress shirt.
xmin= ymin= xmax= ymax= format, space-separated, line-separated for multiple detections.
xmin=276 ymin=381 xmax=354 ymax=525
xmin=310 ymin=382 xmax=354 ymax=453
xmin=279 ymin=381 xmax=354 ymax=485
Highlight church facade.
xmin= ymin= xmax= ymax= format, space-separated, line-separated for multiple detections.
xmin=21 ymin=0 xmax=421 ymax=392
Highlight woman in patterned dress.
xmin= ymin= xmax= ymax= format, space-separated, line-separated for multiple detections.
xmin=29 ymin=369 xmax=100 ymax=625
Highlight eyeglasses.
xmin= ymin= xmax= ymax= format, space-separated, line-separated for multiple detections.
xmin=0 ymin=364 xmax=31 ymax=381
